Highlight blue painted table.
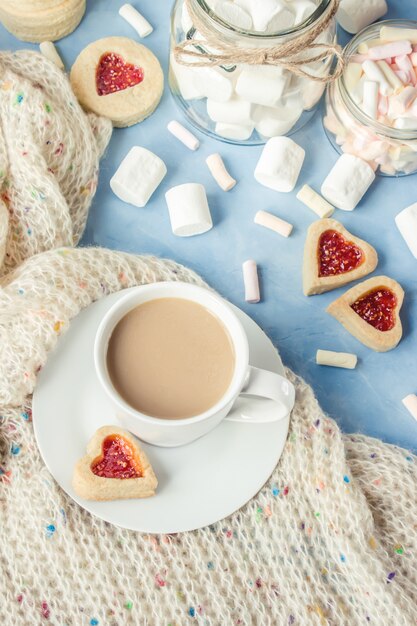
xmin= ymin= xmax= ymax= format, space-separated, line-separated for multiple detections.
xmin=1 ymin=0 xmax=416 ymax=450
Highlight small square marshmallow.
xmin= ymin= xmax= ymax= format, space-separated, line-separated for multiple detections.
xmin=254 ymin=137 xmax=305 ymax=192
xmin=110 ymin=147 xmax=167 ymax=208
xmin=321 ymin=154 xmax=375 ymax=211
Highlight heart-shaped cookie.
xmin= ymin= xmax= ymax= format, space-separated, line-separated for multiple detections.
xmin=96 ymin=52 xmax=144 ymax=96
xmin=303 ymin=219 xmax=378 ymax=296
xmin=70 ymin=36 xmax=164 ymax=127
xmin=326 ymin=276 xmax=404 ymax=352
xmin=73 ymin=426 xmax=157 ymax=500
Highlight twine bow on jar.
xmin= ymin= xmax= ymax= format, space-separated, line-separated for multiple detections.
xmin=174 ymin=0 xmax=344 ymax=83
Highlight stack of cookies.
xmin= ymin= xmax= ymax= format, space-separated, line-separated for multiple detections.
xmin=0 ymin=0 xmax=86 ymax=42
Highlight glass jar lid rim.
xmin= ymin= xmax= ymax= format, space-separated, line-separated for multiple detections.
xmin=340 ymin=19 xmax=417 ymax=141
xmin=194 ymin=0 xmax=332 ymax=39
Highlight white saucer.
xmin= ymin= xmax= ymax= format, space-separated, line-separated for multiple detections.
xmin=33 ymin=289 xmax=290 ymax=533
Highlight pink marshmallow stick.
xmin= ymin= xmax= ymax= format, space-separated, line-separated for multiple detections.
xmin=395 ymin=70 xmax=410 ymax=83
xmin=378 ymin=94 xmax=389 ymax=115
xmin=395 ymin=54 xmax=417 ymax=85
xmin=369 ymin=40 xmax=412 ymax=61
xmin=411 ymin=52 xmax=417 ymax=67
xmin=389 ymin=85 xmax=417 ymax=116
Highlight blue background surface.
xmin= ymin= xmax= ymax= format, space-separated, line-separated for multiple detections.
xmin=1 ymin=0 xmax=416 ymax=450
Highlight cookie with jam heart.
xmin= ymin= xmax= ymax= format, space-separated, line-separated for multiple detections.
xmin=327 ymin=276 xmax=404 ymax=352
xmin=73 ymin=426 xmax=157 ymax=500
xmin=70 ymin=37 xmax=164 ymax=127
xmin=303 ymin=219 xmax=378 ymax=296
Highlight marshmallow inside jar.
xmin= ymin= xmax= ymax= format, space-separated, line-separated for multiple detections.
xmin=323 ymin=19 xmax=417 ymax=177
xmin=169 ymin=0 xmax=337 ymax=144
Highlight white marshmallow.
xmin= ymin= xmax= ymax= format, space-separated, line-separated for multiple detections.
xmin=292 ymin=0 xmax=316 ymax=26
xmin=206 ymin=153 xmax=236 ymax=191
xmin=402 ymin=394 xmax=417 ymax=422
xmin=362 ymin=81 xmax=379 ymax=119
xmin=362 ymin=60 xmax=392 ymax=96
xmin=376 ymin=60 xmax=404 ymax=93
xmin=214 ymin=1 xmax=253 ymax=30
xmin=254 ymin=210 xmax=293 ymax=237
xmin=236 ymin=66 xmax=288 ymax=107
xmin=165 ymin=183 xmax=213 ymax=237
xmin=242 ymin=260 xmax=260 ymax=303
xmin=369 ymin=40 xmax=412 ymax=60
xmin=296 ymin=185 xmax=334 ymax=218
xmin=253 ymin=103 xmax=302 ymax=137
xmin=170 ymin=54 xmax=205 ymax=100
xmin=265 ymin=7 xmax=295 ymax=33
xmin=337 ymin=0 xmax=387 ymax=35
xmin=316 ymin=350 xmax=358 ymax=369
xmin=215 ymin=122 xmax=254 ymax=140
xmin=119 ymin=3 xmax=153 ymax=38
xmin=380 ymin=27 xmax=417 ymax=44
xmin=395 ymin=202 xmax=417 ymax=259
xmin=193 ymin=67 xmax=234 ymax=102
xmin=357 ymin=38 xmax=382 ymax=53
xmin=237 ymin=0 xmax=285 ymax=32
xmin=343 ymin=63 xmax=362 ymax=92
xmin=321 ymin=154 xmax=375 ymax=211
xmin=110 ymin=147 xmax=166 ymax=208
xmin=39 ymin=41 xmax=64 ymax=69
xmin=207 ymin=98 xmax=253 ymax=125
xmin=254 ymin=136 xmax=305 ymax=192
xmin=167 ymin=120 xmax=200 ymax=151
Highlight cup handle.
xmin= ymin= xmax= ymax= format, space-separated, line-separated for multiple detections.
xmin=224 ymin=366 xmax=295 ymax=424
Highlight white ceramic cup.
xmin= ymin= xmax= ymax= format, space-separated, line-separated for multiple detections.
xmin=94 ymin=282 xmax=295 ymax=447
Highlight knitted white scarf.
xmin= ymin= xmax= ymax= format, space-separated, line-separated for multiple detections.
xmin=0 ymin=51 xmax=416 ymax=626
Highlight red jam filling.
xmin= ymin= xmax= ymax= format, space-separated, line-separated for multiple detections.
xmin=351 ymin=288 xmax=397 ymax=332
xmin=91 ymin=435 xmax=142 ymax=479
xmin=96 ymin=52 xmax=144 ymax=96
xmin=318 ymin=230 xmax=364 ymax=277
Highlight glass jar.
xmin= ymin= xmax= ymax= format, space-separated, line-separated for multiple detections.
xmin=324 ymin=20 xmax=417 ymax=177
xmin=169 ymin=0 xmax=337 ymax=145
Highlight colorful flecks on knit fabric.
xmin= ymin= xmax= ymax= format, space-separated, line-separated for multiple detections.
xmin=387 ymin=572 xmax=396 ymax=583
xmin=45 ymin=524 xmax=56 ymax=538
xmin=41 ymin=601 xmax=50 ymax=619
xmin=10 ymin=443 xmax=20 ymax=455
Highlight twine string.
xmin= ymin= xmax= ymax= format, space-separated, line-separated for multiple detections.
xmin=174 ymin=0 xmax=344 ymax=82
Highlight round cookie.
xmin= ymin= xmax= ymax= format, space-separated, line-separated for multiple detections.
xmin=0 ymin=0 xmax=85 ymax=43
xmin=70 ymin=37 xmax=164 ymax=128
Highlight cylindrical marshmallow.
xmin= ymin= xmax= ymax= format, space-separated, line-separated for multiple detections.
xmin=254 ymin=137 xmax=305 ymax=193
xmin=110 ymin=146 xmax=166 ymax=208
xmin=337 ymin=0 xmax=387 ymax=35
xmin=215 ymin=122 xmax=254 ymax=141
xmin=321 ymin=154 xmax=375 ymax=211
xmin=316 ymin=350 xmax=358 ymax=369
xmin=207 ymin=98 xmax=253 ymax=125
xmin=167 ymin=120 xmax=200 ymax=151
xmin=380 ymin=27 xmax=417 ymax=44
xmin=369 ymin=40 xmax=412 ymax=60
xmin=362 ymin=60 xmax=392 ymax=95
xmin=236 ymin=66 xmax=288 ymax=107
xmin=296 ymin=185 xmax=334 ymax=218
xmin=165 ymin=183 xmax=213 ymax=237
xmin=395 ymin=202 xmax=417 ymax=259
xmin=362 ymin=80 xmax=379 ymax=119
xmin=39 ymin=41 xmax=64 ymax=69
xmin=119 ymin=3 xmax=153 ymax=38
xmin=206 ymin=154 xmax=236 ymax=191
xmin=242 ymin=260 xmax=260 ymax=303
xmin=376 ymin=60 xmax=404 ymax=93
xmin=254 ymin=210 xmax=293 ymax=238
xmin=402 ymin=394 xmax=417 ymax=422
